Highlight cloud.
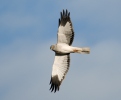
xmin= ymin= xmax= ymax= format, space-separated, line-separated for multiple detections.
xmin=0 ymin=38 xmax=53 ymax=100
xmin=0 ymin=0 xmax=58 ymax=35
xmin=0 ymin=38 xmax=121 ymax=100
xmin=65 ymin=39 xmax=121 ymax=100
xmin=57 ymin=0 xmax=121 ymax=41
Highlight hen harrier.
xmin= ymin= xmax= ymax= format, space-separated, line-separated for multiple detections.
xmin=49 ymin=9 xmax=90 ymax=93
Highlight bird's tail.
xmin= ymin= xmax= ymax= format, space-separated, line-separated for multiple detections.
xmin=72 ymin=47 xmax=90 ymax=54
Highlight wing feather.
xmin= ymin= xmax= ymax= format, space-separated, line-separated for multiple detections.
xmin=49 ymin=53 xmax=70 ymax=92
xmin=57 ymin=9 xmax=74 ymax=45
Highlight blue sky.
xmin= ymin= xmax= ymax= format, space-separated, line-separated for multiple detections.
xmin=0 ymin=0 xmax=121 ymax=100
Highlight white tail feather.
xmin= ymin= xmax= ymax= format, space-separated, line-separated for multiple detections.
xmin=73 ymin=47 xmax=90 ymax=54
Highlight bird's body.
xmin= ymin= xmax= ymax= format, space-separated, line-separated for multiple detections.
xmin=50 ymin=43 xmax=90 ymax=54
xmin=49 ymin=9 xmax=90 ymax=93
xmin=50 ymin=43 xmax=72 ymax=54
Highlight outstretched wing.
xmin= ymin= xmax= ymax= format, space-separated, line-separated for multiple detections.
xmin=50 ymin=53 xmax=70 ymax=93
xmin=57 ymin=9 xmax=74 ymax=45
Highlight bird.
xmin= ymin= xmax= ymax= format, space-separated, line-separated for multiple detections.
xmin=49 ymin=9 xmax=90 ymax=93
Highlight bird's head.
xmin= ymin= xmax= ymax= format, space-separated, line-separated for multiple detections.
xmin=50 ymin=45 xmax=55 ymax=51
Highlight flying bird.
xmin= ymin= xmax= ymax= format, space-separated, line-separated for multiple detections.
xmin=49 ymin=9 xmax=90 ymax=93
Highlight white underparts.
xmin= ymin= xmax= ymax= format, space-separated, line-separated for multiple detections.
xmin=54 ymin=43 xmax=90 ymax=54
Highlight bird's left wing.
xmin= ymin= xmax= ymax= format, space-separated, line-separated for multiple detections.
xmin=57 ymin=9 xmax=74 ymax=45
xmin=50 ymin=53 xmax=70 ymax=93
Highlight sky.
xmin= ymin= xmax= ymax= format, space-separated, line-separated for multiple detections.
xmin=0 ymin=0 xmax=121 ymax=100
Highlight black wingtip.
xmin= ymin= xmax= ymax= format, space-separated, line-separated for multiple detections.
xmin=58 ymin=9 xmax=71 ymax=26
xmin=49 ymin=75 xmax=61 ymax=93
xmin=58 ymin=19 xmax=60 ymax=27
xmin=62 ymin=9 xmax=70 ymax=17
xmin=60 ymin=12 xmax=62 ymax=19
xmin=63 ymin=9 xmax=65 ymax=16
xmin=68 ymin=12 xmax=70 ymax=17
xmin=66 ymin=9 xmax=68 ymax=16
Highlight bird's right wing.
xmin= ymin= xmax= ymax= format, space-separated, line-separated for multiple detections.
xmin=50 ymin=53 xmax=70 ymax=92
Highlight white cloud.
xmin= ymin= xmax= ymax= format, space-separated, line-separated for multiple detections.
xmin=0 ymin=38 xmax=121 ymax=100
xmin=64 ymin=39 xmax=121 ymax=100
xmin=57 ymin=0 xmax=121 ymax=32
